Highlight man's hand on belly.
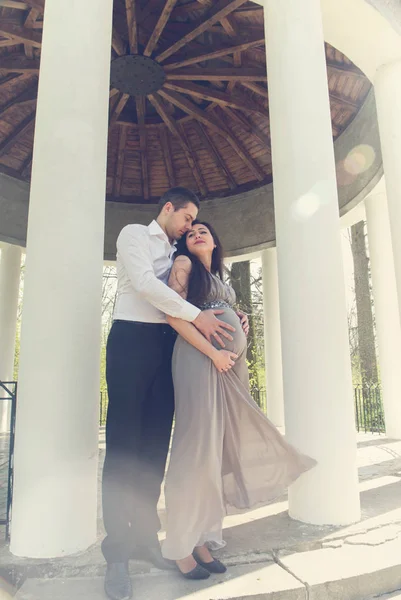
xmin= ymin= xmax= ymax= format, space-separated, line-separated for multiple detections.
xmin=236 ymin=310 xmax=250 ymax=336
xmin=193 ymin=309 xmax=235 ymax=348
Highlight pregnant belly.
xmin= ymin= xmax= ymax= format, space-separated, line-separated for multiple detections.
xmin=208 ymin=308 xmax=247 ymax=355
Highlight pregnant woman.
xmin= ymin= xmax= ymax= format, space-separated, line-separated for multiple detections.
xmin=162 ymin=220 xmax=316 ymax=579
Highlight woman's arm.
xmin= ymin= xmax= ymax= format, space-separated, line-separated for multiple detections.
xmin=167 ymin=257 xmax=237 ymax=372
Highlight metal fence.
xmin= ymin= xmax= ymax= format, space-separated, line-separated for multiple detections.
xmin=0 ymin=381 xmax=17 ymax=540
xmin=100 ymin=384 xmax=385 ymax=433
xmin=354 ymin=384 xmax=385 ymax=433
xmin=0 ymin=380 xmax=386 ymax=539
xmin=99 ymin=386 xmax=268 ymax=426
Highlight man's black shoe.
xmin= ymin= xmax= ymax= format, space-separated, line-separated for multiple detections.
xmin=104 ymin=562 xmax=133 ymax=600
xmin=130 ymin=545 xmax=175 ymax=570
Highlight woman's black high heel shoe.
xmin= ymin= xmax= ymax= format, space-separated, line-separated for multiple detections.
xmin=176 ymin=562 xmax=210 ymax=580
xmin=192 ymin=551 xmax=227 ymax=574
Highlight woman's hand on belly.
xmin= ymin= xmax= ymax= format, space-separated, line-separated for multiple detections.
xmin=211 ymin=349 xmax=238 ymax=373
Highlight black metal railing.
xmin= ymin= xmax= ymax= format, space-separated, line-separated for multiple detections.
xmin=100 ymin=384 xmax=385 ymax=432
xmin=354 ymin=384 xmax=385 ymax=433
xmin=0 ymin=381 xmax=17 ymax=540
xmin=250 ymin=386 xmax=267 ymax=413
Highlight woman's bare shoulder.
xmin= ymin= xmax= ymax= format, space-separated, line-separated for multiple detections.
xmin=173 ymin=255 xmax=193 ymax=271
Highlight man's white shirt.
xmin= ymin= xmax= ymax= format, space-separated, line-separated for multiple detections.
xmin=113 ymin=220 xmax=201 ymax=324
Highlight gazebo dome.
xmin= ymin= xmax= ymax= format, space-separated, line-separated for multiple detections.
xmin=0 ymin=0 xmax=372 ymax=203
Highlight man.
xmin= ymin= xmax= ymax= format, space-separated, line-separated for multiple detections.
xmin=102 ymin=187 xmax=243 ymax=600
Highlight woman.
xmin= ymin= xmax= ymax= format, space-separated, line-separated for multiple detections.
xmin=162 ymin=221 xmax=316 ymax=579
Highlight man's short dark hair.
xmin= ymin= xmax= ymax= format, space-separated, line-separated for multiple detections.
xmin=158 ymin=187 xmax=200 ymax=214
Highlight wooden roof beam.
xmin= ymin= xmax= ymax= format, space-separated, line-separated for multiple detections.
xmin=23 ymin=7 xmax=40 ymax=58
xmin=148 ymin=92 xmax=205 ymax=193
xmin=326 ymin=59 xmax=365 ymax=77
xmin=158 ymin=88 xmax=265 ymax=181
xmin=163 ymin=34 xmax=265 ymax=71
xmin=165 ymin=68 xmax=267 ymax=81
xmin=125 ymin=0 xmax=138 ymax=54
xmin=0 ymin=74 xmax=21 ymax=86
xmin=144 ymin=0 xmax=178 ymax=57
xmin=240 ymin=81 xmax=268 ymax=99
xmin=180 ymin=124 xmax=208 ymax=196
xmin=159 ymin=126 xmax=176 ymax=187
xmin=24 ymin=7 xmax=40 ymax=27
xmin=0 ymin=1 xmax=29 ymax=8
xmin=221 ymin=105 xmax=271 ymax=151
xmin=137 ymin=0 xmax=163 ymax=25
xmin=109 ymin=93 xmax=130 ymax=127
xmin=20 ymin=149 xmax=32 ymax=178
xmin=0 ymin=22 xmax=41 ymax=47
xmin=0 ymin=110 xmax=35 ymax=158
xmin=220 ymin=14 xmax=238 ymax=38
xmin=0 ymin=82 xmax=37 ymax=116
xmin=155 ymin=0 xmax=249 ymax=63
xmin=136 ymin=96 xmax=150 ymax=200
xmin=171 ymin=2 xmax=208 ymax=19
xmin=113 ymin=126 xmax=127 ymax=197
xmin=112 ymin=27 xmax=126 ymax=56
xmin=23 ymin=0 xmax=44 ymax=11
xmin=191 ymin=119 xmax=236 ymax=190
xmin=329 ymin=91 xmax=359 ymax=109
xmin=0 ymin=54 xmax=40 ymax=73
xmin=0 ymin=39 xmax=21 ymax=47
xmin=163 ymin=80 xmax=265 ymax=115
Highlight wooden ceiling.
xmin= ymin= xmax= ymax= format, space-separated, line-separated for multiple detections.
xmin=0 ymin=0 xmax=372 ymax=203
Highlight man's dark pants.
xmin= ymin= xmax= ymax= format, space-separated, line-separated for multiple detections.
xmin=101 ymin=320 xmax=176 ymax=564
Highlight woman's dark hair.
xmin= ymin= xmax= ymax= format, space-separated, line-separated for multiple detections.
xmin=157 ymin=187 xmax=200 ymax=214
xmin=175 ymin=220 xmax=224 ymax=308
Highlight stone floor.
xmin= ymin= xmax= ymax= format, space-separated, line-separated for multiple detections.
xmin=1 ymin=432 xmax=401 ymax=599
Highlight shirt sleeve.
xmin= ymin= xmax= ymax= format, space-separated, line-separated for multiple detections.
xmin=117 ymin=225 xmax=201 ymax=322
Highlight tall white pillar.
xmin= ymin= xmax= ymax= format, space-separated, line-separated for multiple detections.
xmin=261 ymin=249 xmax=284 ymax=427
xmin=265 ymin=0 xmax=360 ymax=525
xmin=365 ymin=193 xmax=401 ymax=438
xmin=375 ymin=61 xmax=401 ymax=325
xmin=10 ymin=0 xmax=113 ymax=558
xmin=0 ymin=244 xmax=21 ymax=431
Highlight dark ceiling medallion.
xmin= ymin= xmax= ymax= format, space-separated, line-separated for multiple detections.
xmin=110 ymin=55 xmax=166 ymax=96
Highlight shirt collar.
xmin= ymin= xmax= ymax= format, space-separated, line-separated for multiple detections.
xmin=148 ymin=220 xmax=177 ymax=247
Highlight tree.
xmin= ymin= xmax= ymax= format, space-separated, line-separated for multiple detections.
xmin=229 ymin=261 xmax=255 ymax=364
xmin=350 ymin=221 xmax=378 ymax=386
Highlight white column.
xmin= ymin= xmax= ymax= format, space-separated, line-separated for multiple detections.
xmin=265 ymin=0 xmax=360 ymax=525
xmin=0 ymin=244 xmax=21 ymax=431
xmin=365 ymin=193 xmax=401 ymax=438
xmin=10 ymin=0 xmax=113 ymax=558
xmin=261 ymin=249 xmax=284 ymax=427
xmin=375 ymin=61 xmax=401 ymax=325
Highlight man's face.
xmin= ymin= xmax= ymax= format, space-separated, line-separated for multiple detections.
xmin=166 ymin=202 xmax=198 ymax=241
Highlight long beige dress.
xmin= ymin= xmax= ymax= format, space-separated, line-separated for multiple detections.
xmin=162 ymin=274 xmax=316 ymax=560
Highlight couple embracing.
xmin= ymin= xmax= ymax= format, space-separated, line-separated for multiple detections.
xmin=101 ymin=187 xmax=316 ymax=600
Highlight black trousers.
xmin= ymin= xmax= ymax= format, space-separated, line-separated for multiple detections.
xmin=101 ymin=320 xmax=176 ymax=564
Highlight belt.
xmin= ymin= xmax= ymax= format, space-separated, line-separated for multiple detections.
xmin=113 ymin=319 xmax=171 ymax=329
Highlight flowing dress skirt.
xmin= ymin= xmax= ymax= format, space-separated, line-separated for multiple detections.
xmin=161 ymin=308 xmax=316 ymax=560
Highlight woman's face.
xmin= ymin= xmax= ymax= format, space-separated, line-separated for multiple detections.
xmin=186 ymin=223 xmax=215 ymax=259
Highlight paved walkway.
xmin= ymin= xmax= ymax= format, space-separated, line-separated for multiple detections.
xmin=0 ymin=432 xmax=400 ymax=599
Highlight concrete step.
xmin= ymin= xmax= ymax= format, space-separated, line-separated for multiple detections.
xmin=14 ymin=528 xmax=401 ymax=600
xmin=15 ymin=561 xmax=305 ymax=600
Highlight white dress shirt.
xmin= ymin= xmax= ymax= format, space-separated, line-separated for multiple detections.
xmin=113 ymin=220 xmax=201 ymax=324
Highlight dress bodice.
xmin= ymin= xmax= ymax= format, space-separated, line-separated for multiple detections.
xmin=200 ymin=273 xmax=236 ymax=310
